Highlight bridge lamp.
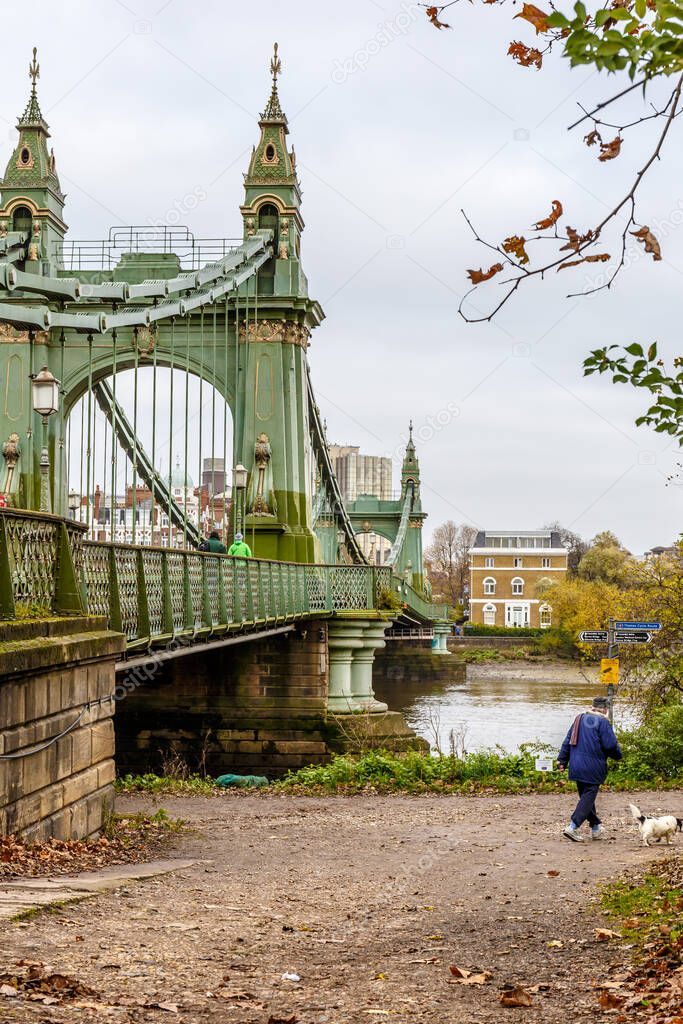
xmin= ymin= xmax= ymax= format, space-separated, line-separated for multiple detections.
xmin=68 ymin=490 xmax=80 ymax=521
xmin=30 ymin=366 xmax=60 ymax=514
xmin=233 ymin=463 xmax=248 ymax=534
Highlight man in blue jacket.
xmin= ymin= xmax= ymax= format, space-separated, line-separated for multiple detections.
xmin=557 ymin=696 xmax=622 ymax=842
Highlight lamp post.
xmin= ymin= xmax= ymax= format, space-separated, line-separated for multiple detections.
xmin=68 ymin=490 xmax=80 ymax=521
xmin=30 ymin=367 xmax=60 ymax=514
xmin=233 ymin=463 xmax=248 ymax=536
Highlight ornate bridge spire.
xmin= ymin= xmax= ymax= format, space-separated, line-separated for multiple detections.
xmin=261 ymin=42 xmax=286 ymax=122
xmin=19 ymin=47 xmax=47 ymax=130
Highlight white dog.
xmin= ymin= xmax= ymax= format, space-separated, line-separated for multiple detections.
xmin=629 ymin=803 xmax=683 ymax=846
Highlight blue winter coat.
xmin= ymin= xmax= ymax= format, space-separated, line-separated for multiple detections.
xmin=557 ymin=712 xmax=622 ymax=784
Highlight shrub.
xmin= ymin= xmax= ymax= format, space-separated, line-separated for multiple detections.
xmin=612 ymin=702 xmax=683 ymax=782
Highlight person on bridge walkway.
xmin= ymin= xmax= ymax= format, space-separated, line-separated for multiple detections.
xmin=557 ymin=696 xmax=622 ymax=843
xmin=199 ymin=530 xmax=227 ymax=554
xmin=228 ymin=532 xmax=252 ymax=558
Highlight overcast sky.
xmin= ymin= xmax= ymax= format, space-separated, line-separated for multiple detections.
xmin=7 ymin=1 xmax=682 ymax=553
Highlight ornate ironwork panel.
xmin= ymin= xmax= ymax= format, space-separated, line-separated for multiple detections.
xmin=331 ymin=566 xmax=369 ymax=610
xmin=205 ymin=556 xmax=221 ymax=625
xmin=187 ymin=556 xmax=204 ymax=629
xmin=114 ymin=547 xmax=139 ymax=639
xmin=141 ymin=549 xmax=165 ymax=636
xmin=82 ymin=541 xmax=111 ymax=619
xmin=4 ymin=515 xmax=59 ymax=609
xmin=166 ymin=552 xmax=186 ymax=632
xmin=304 ymin=565 xmax=327 ymax=612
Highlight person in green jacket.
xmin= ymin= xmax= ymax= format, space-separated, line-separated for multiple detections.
xmin=199 ymin=530 xmax=227 ymax=554
xmin=228 ymin=532 xmax=252 ymax=557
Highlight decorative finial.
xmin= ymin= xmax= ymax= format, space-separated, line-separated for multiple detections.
xmin=29 ymin=47 xmax=40 ymax=92
xmin=261 ymin=42 xmax=286 ymax=121
xmin=408 ymin=419 xmax=413 ymax=442
xmin=270 ymin=42 xmax=281 ymax=86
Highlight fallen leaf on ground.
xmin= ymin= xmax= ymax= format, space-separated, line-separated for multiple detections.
xmin=500 ymin=985 xmax=534 ymax=1007
xmin=547 ymin=870 xmax=561 ymax=877
xmin=0 ymin=985 xmax=17 ymax=997
xmin=268 ymin=1016 xmax=298 ymax=1024
xmin=449 ymin=972 xmax=492 ymax=986
xmin=594 ymin=928 xmax=621 ymax=941
xmin=547 ymin=940 xmax=564 ymax=949
xmin=598 ymin=990 xmax=625 ymax=1009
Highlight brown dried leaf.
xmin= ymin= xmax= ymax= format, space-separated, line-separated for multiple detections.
xmin=268 ymin=1016 xmax=299 ymax=1024
xmin=500 ymin=985 xmax=534 ymax=1007
xmin=508 ymin=41 xmax=543 ymax=69
xmin=514 ymin=3 xmax=551 ymax=33
xmin=584 ymin=129 xmax=602 ymax=147
xmin=425 ymin=6 xmax=451 ymax=29
xmin=502 ymin=235 xmax=529 ymax=264
xmin=534 ymin=200 xmax=563 ymax=230
xmin=631 ymin=225 xmax=662 ymax=261
xmin=598 ymin=990 xmax=625 ymax=1009
xmin=467 ymin=263 xmax=503 ymax=284
xmin=598 ymin=136 xmax=622 ymax=162
xmin=560 ymin=226 xmax=594 ymax=252
xmin=547 ymin=869 xmax=561 ymax=877
xmin=594 ymin=928 xmax=621 ymax=941
xmin=557 ymin=252 xmax=610 ymax=271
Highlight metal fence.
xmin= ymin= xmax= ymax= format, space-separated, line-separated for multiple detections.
xmin=0 ymin=511 xmax=449 ymax=646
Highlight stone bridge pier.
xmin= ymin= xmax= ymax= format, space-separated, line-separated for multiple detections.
xmin=113 ymin=614 xmax=423 ymax=778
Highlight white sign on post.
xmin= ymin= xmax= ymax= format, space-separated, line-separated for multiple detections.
xmin=535 ymin=757 xmax=555 ymax=773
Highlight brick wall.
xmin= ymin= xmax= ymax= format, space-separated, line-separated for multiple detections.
xmin=0 ymin=617 xmax=124 ymax=840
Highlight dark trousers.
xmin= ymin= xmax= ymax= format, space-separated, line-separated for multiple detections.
xmin=571 ymin=781 xmax=602 ymax=829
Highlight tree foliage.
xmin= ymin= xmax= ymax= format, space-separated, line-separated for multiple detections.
xmin=578 ymin=530 xmax=636 ymax=586
xmin=425 ymin=520 xmax=477 ymax=604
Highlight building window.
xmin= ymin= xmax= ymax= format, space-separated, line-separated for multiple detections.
xmin=514 ymin=557 xmax=523 ymax=568
xmin=483 ymin=603 xmax=496 ymax=625
xmin=540 ymin=604 xmax=552 ymax=628
xmin=542 ymin=557 xmax=551 ymax=568
xmin=485 ymin=557 xmax=494 ymax=567
xmin=512 ymin=577 xmax=524 ymax=595
xmin=483 ymin=577 xmax=496 ymax=595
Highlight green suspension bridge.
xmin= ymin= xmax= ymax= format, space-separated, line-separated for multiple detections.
xmin=0 ymin=45 xmax=451 ymax=666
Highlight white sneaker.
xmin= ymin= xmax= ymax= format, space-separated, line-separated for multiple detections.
xmin=591 ymin=827 xmax=604 ymax=841
xmin=563 ymin=826 xmax=584 ymax=842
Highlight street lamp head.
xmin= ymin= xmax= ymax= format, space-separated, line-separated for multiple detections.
xmin=31 ymin=366 xmax=60 ymax=417
xmin=233 ymin=464 xmax=248 ymax=490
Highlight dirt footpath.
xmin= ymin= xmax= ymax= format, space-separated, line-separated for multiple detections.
xmin=1 ymin=789 xmax=680 ymax=1023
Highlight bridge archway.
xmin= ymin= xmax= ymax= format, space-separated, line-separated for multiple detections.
xmin=65 ymin=360 xmax=235 ymax=549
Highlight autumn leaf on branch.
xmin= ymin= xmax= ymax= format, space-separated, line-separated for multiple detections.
xmin=514 ymin=3 xmax=551 ymax=34
xmin=598 ymin=136 xmax=622 ymax=161
xmin=502 ymin=235 xmax=530 ymax=264
xmin=467 ymin=263 xmax=503 ymax=284
xmin=425 ymin=6 xmax=451 ymax=30
xmin=584 ymin=129 xmax=602 ymax=147
xmin=631 ymin=225 xmax=662 ymax=260
xmin=558 ymin=252 xmax=611 ymax=271
xmin=534 ymin=199 xmax=563 ymax=230
xmin=560 ymin=226 xmax=594 ymax=252
xmin=508 ymin=41 xmax=543 ymax=69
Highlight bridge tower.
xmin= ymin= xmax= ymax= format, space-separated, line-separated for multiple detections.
xmin=0 ymin=49 xmax=67 ymax=510
xmin=235 ymin=44 xmax=323 ymax=562
xmin=400 ymin=421 xmax=426 ymax=591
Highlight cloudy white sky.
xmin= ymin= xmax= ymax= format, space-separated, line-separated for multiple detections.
xmin=8 ymin=1 xmax=682 ymax=552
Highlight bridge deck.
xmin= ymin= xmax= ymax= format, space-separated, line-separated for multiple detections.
xmin=0 ymin=510 xmax=448 ymax=652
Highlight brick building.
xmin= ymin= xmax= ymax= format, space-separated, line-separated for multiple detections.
xmin=468 ymin=530 xmax=568 ymax=629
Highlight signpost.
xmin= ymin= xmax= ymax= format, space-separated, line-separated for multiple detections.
xmin=578 ymin=617 xmax=661 ymax=723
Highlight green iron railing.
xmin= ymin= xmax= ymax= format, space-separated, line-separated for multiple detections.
xmin=0 ymin=511 xmax=449 ymax=646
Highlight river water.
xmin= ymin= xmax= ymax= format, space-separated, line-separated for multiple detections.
xmin=380 ymin=661 xmax=635 ymax=755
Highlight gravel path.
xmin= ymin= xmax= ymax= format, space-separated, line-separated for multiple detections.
xmin=1 ymin=788 xmax=681 ymax=1023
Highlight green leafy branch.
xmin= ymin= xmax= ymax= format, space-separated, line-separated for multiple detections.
xmin=584 ymin=342 xmax=683 ymax=442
